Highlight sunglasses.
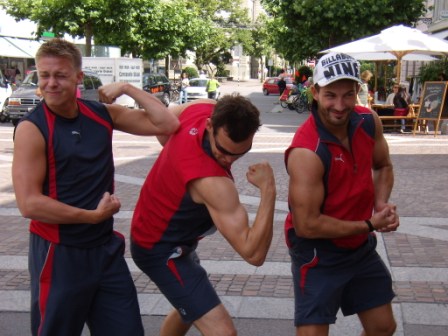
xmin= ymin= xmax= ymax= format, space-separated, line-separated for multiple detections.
xmin=214 ymin=136 xmax=252 ymax=157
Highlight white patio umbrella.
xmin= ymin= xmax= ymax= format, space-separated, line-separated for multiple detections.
xmin=345 ymin=52 xmax=438 ymax=62
xmin=346 ymin=52 xmax=438 ymax=89
xmin=320 ymin=25 xmax=448 ymax=81
xmin=348 ymin=52 xmax=438 ymax=89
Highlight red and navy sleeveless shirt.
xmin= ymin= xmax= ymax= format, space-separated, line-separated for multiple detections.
xmin=131 ymin=103 xmax=232 ymax=251
xmin=284 ymin=104 xmax=376 ymax=249
xmin=23 ymin=99 xmax=114 ymax=248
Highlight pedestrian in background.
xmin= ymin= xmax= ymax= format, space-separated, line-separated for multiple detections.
xmin=206 ymin=76 xmax=220 ymax=99
xmin=12 ymin=38 xmax=179 ymax=336
xmin=285 ymin=52 xmax=399 ymax=336
xmin=131 ymin=94 xmax=276 ymax=336
xmin=278 ymin=69 xmax=287 ymax=96
xmin=386 ymin=84 xmax=399 ymax=105
xmin=179 ymin=72 xmax=189 ymax=104
xmin=393 ymin=85 xmax=410 ymax=133
xmin=357 ymin=69 xmax=373 ymax=107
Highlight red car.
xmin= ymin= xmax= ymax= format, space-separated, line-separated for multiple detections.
xmin=262 ymin=76 xmax=294 ymax=95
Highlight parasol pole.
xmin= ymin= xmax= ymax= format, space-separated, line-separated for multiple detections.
xmin=397 ymin=55 xmax=402 ymax=83
xmin=393 ymin=51 xmax=410 ymax=83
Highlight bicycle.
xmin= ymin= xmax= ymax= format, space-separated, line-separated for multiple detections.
xmin=280 ymin=89 xmax=310 ymax=113
xmin=170 ymin=82 xmax=180 ymax=103
xmin=291 ymin=91 xmax=310 ymax=114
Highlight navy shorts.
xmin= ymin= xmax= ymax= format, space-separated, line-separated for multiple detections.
xmin=29 ymin=232 xmax=143 ymax=336
xmin=288 ymin=231 xmax=395 ymax=326
xmin=131 ymin=241 xmax=221 ymax=323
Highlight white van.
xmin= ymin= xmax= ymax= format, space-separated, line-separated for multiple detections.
xmin=0 ymin=71 xmax=13 ymax=122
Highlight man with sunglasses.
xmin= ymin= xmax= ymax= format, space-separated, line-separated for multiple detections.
xmin=131 ymin=94 xmax=276 ymax=336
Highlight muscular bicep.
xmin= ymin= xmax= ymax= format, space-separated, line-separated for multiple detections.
xmin=371 ymin=112 xmax=394 ymax=208
xmin=372 ymin=112 xmax=392 ymax=170
xmin=12 ymin=121 xmax=47 ymax=214
xmin=189 ymin=176 xmax=249 ymax=249
xmin=287 ymin=148 xmax=325 ymax=236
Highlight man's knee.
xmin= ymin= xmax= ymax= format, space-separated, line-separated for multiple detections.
xmin=195 ymin=320 xmax=236 ymax=336
xmin=194 ymin=304 xmax=236 ymax=336
xmin=376 ymin=319 xmax=396 ymax=336
xmin=216 ymin=324 xmax=237 ymax=336
xmin=363 ymin=315 xmax=396 ymax=336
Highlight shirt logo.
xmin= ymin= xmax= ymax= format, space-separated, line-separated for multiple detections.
xmin=189 ymin=127 xmax=198 ymax=136
xmin=335 ymin=153 xmax=345 ymax=163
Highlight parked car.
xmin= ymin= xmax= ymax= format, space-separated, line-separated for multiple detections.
xmin=4 ymin=69 xmax=102 ymax=126
xmin=142 ymin=73 xmax=171 ymax=106
xmin=25 ymin=65 xmax=36 ymax=75
xmin=185 ymin=78 xmax=220 ymax=102
xmin=0 ymin=70 xmax=12 ymax=123
xmin=262 ymin=76 xmax=294 ymax=95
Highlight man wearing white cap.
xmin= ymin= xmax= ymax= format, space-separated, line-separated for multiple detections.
xmin=284 ymin=52 xmax=399 ymax=336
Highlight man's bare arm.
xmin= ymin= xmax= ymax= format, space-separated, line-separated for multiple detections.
xmin=190 ymin=161 xmax=276 ymax=266
xmin=12 ymin=121 xmax=120 ymax=224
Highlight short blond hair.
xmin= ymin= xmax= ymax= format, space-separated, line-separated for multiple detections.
xmin=36 ymin=38 xmax=82 ymax=71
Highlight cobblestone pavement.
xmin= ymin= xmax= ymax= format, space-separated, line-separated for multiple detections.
xmin=1 ymin=79 xmax=448 ymax=335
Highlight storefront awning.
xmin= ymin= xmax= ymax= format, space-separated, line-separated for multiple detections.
xmin=0 ymin=36 xmax=41 ymax=58
xmin=431 ymin=30 xmax=448 ymax=41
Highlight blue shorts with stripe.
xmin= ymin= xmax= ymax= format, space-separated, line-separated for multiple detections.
xmin=287 ymin=231 xmax=395 ymax=326
xmin=131 ymin=241 xmax=221 ymax=323
xmin=29 ymin=232 xmax=143 ymax=336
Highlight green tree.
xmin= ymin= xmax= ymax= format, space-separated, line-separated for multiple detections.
xmin=419 ymin=59 xmax=448 ymax=83
xmin=261 ymin=0 xmax=426 ymax=63
xmin=249 ymin=14 xmax=275 ymax=77
xmin=0 ymin=0 xmax=137 ymax=56
xmin=1 ymin=0 xmax=208 ymax=60
xmin=187 ymin=0 xmax=252 ymax=73
xmin=183 ymin=66 xmax=199 ymax=79
xmin=95 ymin=0 xmax=208 ymax=60
xmin=1 ymin=0 xmax=254 ymax=76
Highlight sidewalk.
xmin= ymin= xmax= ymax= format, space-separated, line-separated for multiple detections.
xmin=1 ymin=80 xmax=448 ymax=335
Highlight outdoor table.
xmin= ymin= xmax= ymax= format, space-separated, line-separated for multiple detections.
xmin=371 ymin=104 xmax=419 ymax=132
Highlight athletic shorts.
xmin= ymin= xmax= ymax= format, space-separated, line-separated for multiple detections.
xmin=29 ymin=232 xmax=143 ymax=336
xmin=288 ymin=231 xmax=395 ymax=326
xmin=131 ymin=241 xmax=221 ymax=323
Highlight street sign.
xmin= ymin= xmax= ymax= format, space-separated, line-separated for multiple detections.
xmin=42 ymin=31 xmax=55 ymax=38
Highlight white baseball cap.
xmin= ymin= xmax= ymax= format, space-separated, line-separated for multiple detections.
xmin=313 ymin=52 xmax=362 ymax=87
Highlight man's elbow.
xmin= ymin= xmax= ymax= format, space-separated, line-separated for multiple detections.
xmin=17 ymin=201 xmax=35 ymax=220
xmin=244 ymin=251 xmax=268 ymax=267
xmin=246 ymin=256 xmax=266 ymax=267
xmin=294 ymin=224 xmax=321 ymax=239
xmin=15 ymin=195 xmax=41 ymax=220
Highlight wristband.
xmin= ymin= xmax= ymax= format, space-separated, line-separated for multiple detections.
xmin=365 ymin=219 xmax=375 ymax=232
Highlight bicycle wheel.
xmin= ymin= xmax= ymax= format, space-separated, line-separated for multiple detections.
xmin=296 ymin=95 xmax=310 ymax=113
xmin=292 ymin=95 xmax=304 ymax=113
xmin=280 ymin=100 xmax=288 ymax=108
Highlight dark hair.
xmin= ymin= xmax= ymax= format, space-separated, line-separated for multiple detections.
xmin=377 ymin=87 xmax=387 ymax=101
xmin=393 ymin=86 xmax=409 ymax=108
xmin=36 ymin=38 xmax=82 ymax=71
xmin=211 ymin=94 xmax=261 ymax=142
